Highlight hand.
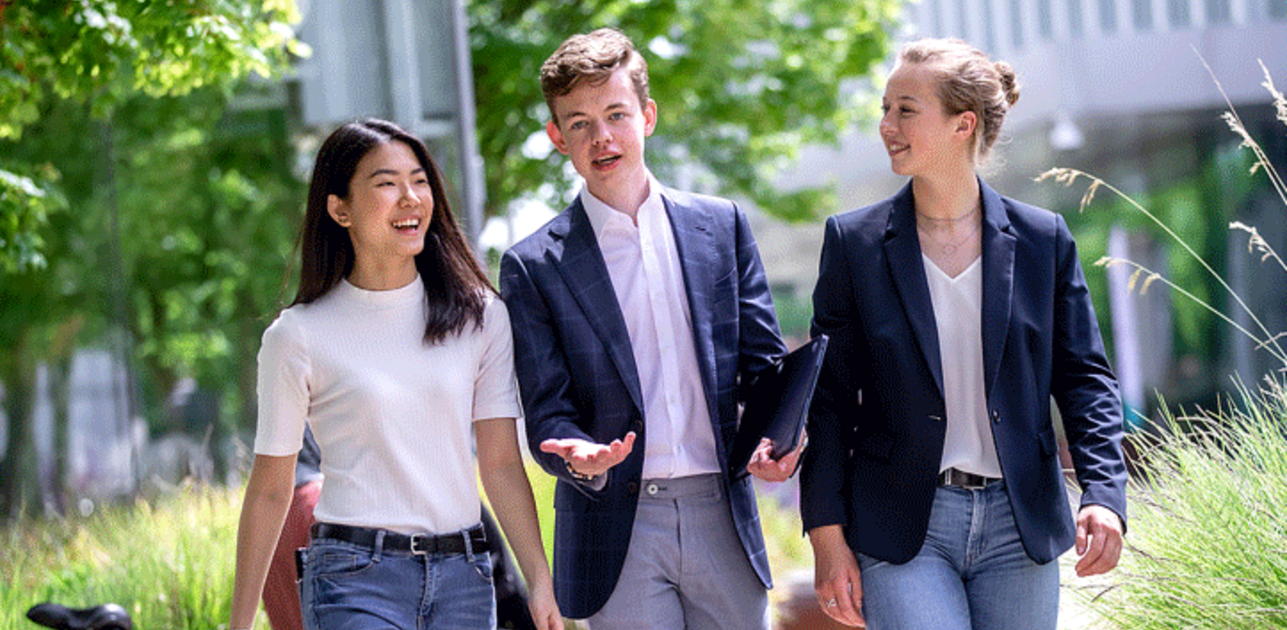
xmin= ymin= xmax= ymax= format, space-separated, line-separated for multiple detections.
xmin=539 ymin=432 xmax=636 ymax=478
xmin=1075 ymin=504 xmax=1124 ymax=577
xmin=810 ymin=525 xmax=866 ymax=627
xmin=526 ymin=579 xmax=564 ymax=630
xmin=746 ymin=437 xmax=804 ymax=483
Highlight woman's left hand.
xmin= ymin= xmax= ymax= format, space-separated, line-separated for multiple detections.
xmin=527 ymin=579 xmax=564 ymax=630
xmin=746 ymin=436 xmax=805 ymax=483
xmin=1074 ymin=504 xmax=1124 ymax=577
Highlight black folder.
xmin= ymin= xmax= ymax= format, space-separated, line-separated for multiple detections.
xmin=728 ymin=334 xmax=829 ymax=480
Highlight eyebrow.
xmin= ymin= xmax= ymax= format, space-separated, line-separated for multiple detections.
xmin=562 ymin=101 xmax=629 ymax=120
xmin=367 ymin=167 xmax=425 ymax=179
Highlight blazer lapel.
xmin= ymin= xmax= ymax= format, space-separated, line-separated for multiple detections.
xmin=883 ymin=183 xmax=945 ymax=400
xmin=547 ymin=199 xmax=645 ymax=414
xmin=978 ymin=180 xmax=1016 ymax=406
xmin=664 ymin=191 xmax=721 ymax=432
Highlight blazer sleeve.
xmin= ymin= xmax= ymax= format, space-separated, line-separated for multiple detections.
xmin=1050 ymin=214 xmax=1129 ymax=526
xmin=733 ymin=203 xmax=788 ymax=397
xmin=800 ymin=215 xmax=856 ymax=531
xmin=499 ymin=247 xmax=605 ymax=491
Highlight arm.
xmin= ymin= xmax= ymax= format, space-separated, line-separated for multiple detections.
xmin=1050 ymin=215 xmax=1128 ymax=574
xmin=476 ymin=418 xmax=564 ymax=630
xmin=229 ymin=454 xmax=297 ymax=630
xmin=729 ymin=203 xmax=797 ymax=480
xmin=800 ymin=216 xmax=857 ymax=530
xmin=499 ymin=249 xmax=631 ymax=486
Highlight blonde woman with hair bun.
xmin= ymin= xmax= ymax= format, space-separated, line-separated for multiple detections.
xmin=800 ymin=38 xmax=1127 ymax=629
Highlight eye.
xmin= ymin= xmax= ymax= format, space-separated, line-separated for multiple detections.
xmin=569 ymin=120 xmax=587 ymax=130
xmin=609 ymin=111 xmax=625 ymax=121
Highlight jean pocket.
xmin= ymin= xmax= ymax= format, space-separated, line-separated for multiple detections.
xmin=309 ymin=544 xmax=376 ymax=580
xmin=469 ymin=551 xmax=494 ymax=583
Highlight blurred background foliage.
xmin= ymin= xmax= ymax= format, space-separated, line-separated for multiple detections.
xmin=0 ymin=0 xmax=902 ymax=516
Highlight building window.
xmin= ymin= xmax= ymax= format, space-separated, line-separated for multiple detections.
xmin=930 ymin=0 xmax=944 ymax=36
xmin=1205 ymin=0 xmax=1231 ymax=22
xmin=1010 ymin=0 xmax=1025 ymax=48
xmin=1100 ymin=0 xmax=1119 ymax=32
xmin=983 ymin=0 xmax=998 ymax=51
xmin=1169 ymin=0 xmax=1192 ymax=26
xmin=1133 ymin=0 xmax=1154 ymax=27
xmin=1038 ymin=0 xmax=1054 ymax=38
xmin=1068 ymin=0 xmax=1085 ymax=35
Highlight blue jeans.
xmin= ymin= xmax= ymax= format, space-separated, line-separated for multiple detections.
xmin=857 ymin=482 xmax=1059 ymax=630
xmin=301 ymin=532 xmax=495 ymax=630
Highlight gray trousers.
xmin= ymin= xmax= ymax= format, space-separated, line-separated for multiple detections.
xmin=587 ymin=473 xmax=771 ymax=630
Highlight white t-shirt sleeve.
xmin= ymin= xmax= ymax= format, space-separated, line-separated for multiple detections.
xmin=254 ymin=310 xmax=310 ymax=456
xmin=472 ymin=296 xmax=522 ymax=422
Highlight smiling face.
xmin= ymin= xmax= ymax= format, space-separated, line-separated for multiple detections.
xmin=546 ymin=65 xmax=657 ymax=211
xmin=327 ymin=140 xmax=434 ymax=287
xmin=879 ymin=62 xmax=976 ymax=178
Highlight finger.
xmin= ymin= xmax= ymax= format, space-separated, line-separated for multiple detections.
xmin=1076 ymin=517 xmax=1089 ymax=555
xmin=539 ymin=439 xmax=574 ymax=457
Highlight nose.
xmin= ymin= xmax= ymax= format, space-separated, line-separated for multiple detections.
xmin=590 ymin=120 xmax=613 ymax=145
xmin=878 ymin=112 xmax=896 ymax=137
xmin=399 ymin=181 xmax=418 ymax=204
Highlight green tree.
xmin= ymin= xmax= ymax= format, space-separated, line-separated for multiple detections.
xmin=469 ymin=0 xmax=900 ymax=222
xmin=0 ymin=0 xmax=303 ymax=516
xmin=0 ymin=0 xmax=303 ymax=273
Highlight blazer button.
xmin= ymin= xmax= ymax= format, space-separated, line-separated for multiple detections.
xmin=631 ymin=420 xmax=644 ymax=433
xmin=627 ymin=481 xmax=640 ymax=494
xmin=991 ymin=410 xmax=1001 ymax=423
xmin=928 ymin=414 xmax=943 ymax=422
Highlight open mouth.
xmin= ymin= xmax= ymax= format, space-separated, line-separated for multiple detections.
xmin=592 ymin=154 xmax=621 ymax=168
xmin=392 ymin=217 xmax=421 ymax=233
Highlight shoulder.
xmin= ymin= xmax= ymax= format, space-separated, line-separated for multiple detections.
xmin=827 ymin=194 xmax=899 ymax=243
xmin=505 ymin=205 xmax=576 ymax=262
xmin=663 ymin=186 xmax=738 ymax=215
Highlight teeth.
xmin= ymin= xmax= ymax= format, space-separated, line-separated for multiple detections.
xmin=393 ymin=218 xmax=420 ymax=229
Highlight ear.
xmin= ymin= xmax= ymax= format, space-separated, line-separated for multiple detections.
xmin=955 ymin=111 xmax=977 ymax=139
xmin=327 ymin=194 xmax=350 ymax=227
xmin=642 ymin=98 xmax=658 ymax=137
xmin=546 ymin=120 xmax=569 ymax=155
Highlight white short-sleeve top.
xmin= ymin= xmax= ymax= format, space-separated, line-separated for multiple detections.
xmin=254 ymin=275 xmax=521 ymax=535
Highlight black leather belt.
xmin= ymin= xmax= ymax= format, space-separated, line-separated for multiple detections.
xmin=311 ymin=523 xmax=489 ymax=555
xmin=938 ymin=468 xmax=1000 ymax=489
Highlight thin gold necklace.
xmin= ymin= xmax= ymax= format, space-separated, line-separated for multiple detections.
xmin=918 ymin=220 xmax=981 ymax=256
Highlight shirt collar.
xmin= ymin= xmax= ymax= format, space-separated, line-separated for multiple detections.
xmin=580 ymin=172 xmax=666 ymax=240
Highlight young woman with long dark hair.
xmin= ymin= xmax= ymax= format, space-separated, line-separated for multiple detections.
xmin=229 ymin=119 xmax=561 ymax=630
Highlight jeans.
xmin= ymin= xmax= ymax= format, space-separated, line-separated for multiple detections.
xmin=301 ymin=531 xmax=495 ymax=630
xmin=857 ymin=482 xmax=1059 ymax=630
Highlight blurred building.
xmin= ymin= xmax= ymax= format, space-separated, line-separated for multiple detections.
xmin=772 ymin=0 xmax=1287 ymax=420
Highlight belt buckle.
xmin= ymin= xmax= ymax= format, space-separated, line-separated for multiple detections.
xmin=409 ymin=533 xmax=430 ymax=555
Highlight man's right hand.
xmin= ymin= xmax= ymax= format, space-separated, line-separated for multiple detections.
xmin=539 ymin=431 xmax=636 ymax=478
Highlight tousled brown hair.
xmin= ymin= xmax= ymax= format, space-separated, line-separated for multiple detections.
xmin=540 ymin=27 xmax=650 ymax=125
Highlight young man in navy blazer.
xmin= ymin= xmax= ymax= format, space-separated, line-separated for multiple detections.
xmin=500 ymin=27 xmax=802 ymax=630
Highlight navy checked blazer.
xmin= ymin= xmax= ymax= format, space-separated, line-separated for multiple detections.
xmin=499 ymin=186 xmax=786 ymax=619
xmin=800 ymin=179 xmax=1128 ymax=565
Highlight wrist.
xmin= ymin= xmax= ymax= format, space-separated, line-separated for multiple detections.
xmin=564 ymin=459 xmax=596 ymax=482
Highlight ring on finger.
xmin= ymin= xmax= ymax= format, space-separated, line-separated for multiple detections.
xmin=826 ymin=598 xmax=838 ymax=607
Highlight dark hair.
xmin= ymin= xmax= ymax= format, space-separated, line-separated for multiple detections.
xmin=291 ymin=118 xmax=492 ymax=343
xmin=540 ymin=27 xmax=650 ymax=125
xmin=899 ymin=38 xmax=1021 ymax=162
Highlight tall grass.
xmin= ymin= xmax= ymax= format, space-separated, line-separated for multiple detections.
xmin=1041 ymin=58 xmax=1287 ymax=630
xmin=0 ymin=481 xmax=244 ymax=630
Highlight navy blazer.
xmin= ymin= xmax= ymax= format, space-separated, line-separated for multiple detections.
xmin=800 ymin=180 xmax=1127 ymax=565
xmin=500 ymin=187 xmax=786 ymax=618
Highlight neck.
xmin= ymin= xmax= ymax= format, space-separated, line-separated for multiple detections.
xmin=347 ymin=257 xmax=418 ymax=291
xmin=911 ymin=170 xmax=981 ymax=222
xmin=589 ymin=170 xmax=650 ymax=221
